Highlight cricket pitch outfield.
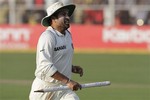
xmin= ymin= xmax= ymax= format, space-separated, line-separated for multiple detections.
xmin=0 ymin=52 xmax=150 ymax=100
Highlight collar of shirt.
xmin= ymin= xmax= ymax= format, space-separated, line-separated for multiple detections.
xmin=47 ymin=26 xmax=67 ymax=37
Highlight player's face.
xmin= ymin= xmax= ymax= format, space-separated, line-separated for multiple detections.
xmin=56 ymin=9 xmax=70 ymax=30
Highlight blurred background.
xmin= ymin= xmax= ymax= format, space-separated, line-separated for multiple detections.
xmin=0 ymin=0 xmax=150 ymax=25
xmin=0 ymin=0 xmax=150 ymax=100
xmin=0 ymin=0 xmax=150 ymax=26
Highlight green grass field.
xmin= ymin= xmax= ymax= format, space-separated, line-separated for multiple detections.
xmin=0 ymin=52 xmax=150 ymax=100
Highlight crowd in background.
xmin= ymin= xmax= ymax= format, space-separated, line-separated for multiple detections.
xmin=0 ymin=0 xmax=150 ymax=25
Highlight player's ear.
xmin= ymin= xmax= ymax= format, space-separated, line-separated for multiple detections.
xmin=51 ymin=15 xmax=58 ymax=23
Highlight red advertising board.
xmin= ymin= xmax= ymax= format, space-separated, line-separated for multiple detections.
xmin=0 ymin=24 xmax=45 ymax=50
xmin=0 ymin=24 xmax=150 ymax=52
xmin=71 ymin=25 xmax=150 ymax=50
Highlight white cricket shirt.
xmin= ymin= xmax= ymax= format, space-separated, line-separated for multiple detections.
xmin=35 ymin=26 xmax=74 ymax=83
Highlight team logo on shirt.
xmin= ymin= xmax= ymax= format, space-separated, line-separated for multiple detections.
xmin=54 ymin=45 xmax=66 ymax=51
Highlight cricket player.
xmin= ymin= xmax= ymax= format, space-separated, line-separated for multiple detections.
xmin=29 ymin=2 xmax=83 ymax=100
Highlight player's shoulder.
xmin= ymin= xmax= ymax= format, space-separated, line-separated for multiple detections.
xmin=66 ymin=29 xmax=71 ymax=35
xmin=38 ymin=28 xmax=56 ymax=45
xmin=66 ymin=29 xmax=72 ymax=38
xmin=41 ymin=27 xmax=56 ymax=39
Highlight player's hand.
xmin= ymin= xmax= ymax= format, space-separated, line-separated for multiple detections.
xmin=72 ymin=65 xmax=83 ymax=77
xmin=66 ymin=80 xmax=82 ymax=91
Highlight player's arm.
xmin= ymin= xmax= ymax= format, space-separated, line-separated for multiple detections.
xmin=72 ymin=65 xmax=83 ymax=77
xmin=51 ymin=71 xmax=82 ymax=91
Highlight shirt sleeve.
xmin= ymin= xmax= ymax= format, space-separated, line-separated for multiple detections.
xmin=35 ymin=31 xmax=57 ymax=80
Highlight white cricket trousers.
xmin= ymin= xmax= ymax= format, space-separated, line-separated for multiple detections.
xmin=29 ymin=78 xmax=80 ymax=100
